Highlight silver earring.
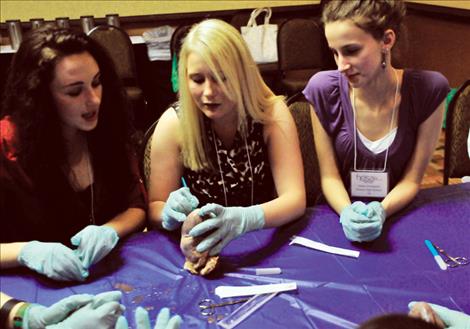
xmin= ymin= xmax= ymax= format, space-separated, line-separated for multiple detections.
xmin=381 ymin=50 xmax=387 ymax=69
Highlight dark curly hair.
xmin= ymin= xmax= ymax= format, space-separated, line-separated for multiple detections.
xmin=1 ymin=24 xmax=134 ymax=201
xmin=321 ymin=0 xmax=406 ymax=41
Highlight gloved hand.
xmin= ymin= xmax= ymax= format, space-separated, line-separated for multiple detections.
xmin=18 ymin=241 xmax=88 ymax=281
xmin=71 ymin=225 xmax=119 ymax=268
xmin=408 ymin=301 xmax=445 ymax=327
xmin=409 ymin=301 xmax=470 ymax=329
xmin=24 ymin=291 xmax=123 ymax=329
xmin=115 ymin=306 xmax=182 ymax=329
xmin=365 ymin=200 xmax=386 ymax=235
xmin=339 ymin=201 xmax=384 ymax=242
xmin=189 ymin=204 xmax=265 ymax=256
xmin=162 ymin=187 xmax=199 ymax=231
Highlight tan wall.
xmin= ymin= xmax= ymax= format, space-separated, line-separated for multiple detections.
xmin=0 ymin=0 xmax=318 ymax=22
xmin=2 ymin=0 xmax=469 ymax=23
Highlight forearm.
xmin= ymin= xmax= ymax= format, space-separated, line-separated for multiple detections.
xmin=260 ymin=190 xmax=306 ymax=228
xmin=321 ymin=177 xmax=351 ymax=215
xmin=147 ymin=201 xmax=166 ymax=230
xmin=0 ymin=243 xmax=27 ymax=269
xmin=381 ymin=180 xmax=420 ymax=217
xmin=104 ymin=208 xmax=146 ymax=238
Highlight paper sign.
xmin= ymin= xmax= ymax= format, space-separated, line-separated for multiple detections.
xmin=215 ymin=282 xmax=297 ymax=299
xmin=289 ymin=236 xmax=360 ymax=258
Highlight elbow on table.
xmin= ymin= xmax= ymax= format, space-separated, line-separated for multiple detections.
xmin=147 ymin=201 xmax=165 ymax=230
xmin=288 ymin=190 xmax=307 ymax=221
xmin=383 ymin=181 xmax=421 ymax=217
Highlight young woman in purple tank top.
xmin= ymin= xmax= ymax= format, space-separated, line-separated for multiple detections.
xmin=303 ymin=0 xmax=449 ymax=242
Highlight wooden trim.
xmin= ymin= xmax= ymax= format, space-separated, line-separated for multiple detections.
xmin=2 ymin=2 xmax=469 ymax=32
xmin=406 ymin=2 xmax=470 ymax=21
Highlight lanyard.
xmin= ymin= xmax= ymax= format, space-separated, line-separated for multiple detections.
xmin=352 ymin=69 xmax=398 ymax=173
xmin=211 ymin=128 xmax=254 ymax=206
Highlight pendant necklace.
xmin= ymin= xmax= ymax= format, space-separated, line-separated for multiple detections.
xmin=211 ymin=128 xmax=254 ymax=206
xmin=352 ymin=68 xmax=399 ymax=172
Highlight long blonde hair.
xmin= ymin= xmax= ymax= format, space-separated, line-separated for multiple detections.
xmin=178 ymin=19 xmax=282 ymax=171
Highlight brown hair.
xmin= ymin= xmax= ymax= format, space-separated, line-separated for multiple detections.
xmin=321 ymin=0 xmax=406 ymax=40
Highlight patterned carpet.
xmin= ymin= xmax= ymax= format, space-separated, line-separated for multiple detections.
xmin=421 ymin=129 xmax=461 ymax=188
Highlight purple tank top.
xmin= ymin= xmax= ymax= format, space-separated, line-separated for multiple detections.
xmin=303 ymin=69 xmax=449 ymax=193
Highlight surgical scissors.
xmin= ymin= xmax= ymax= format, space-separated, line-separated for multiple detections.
xmin=432 ymin=243 xmax=469 ymax=268
xmin=198 ymin=298 xmax=250 ymax=316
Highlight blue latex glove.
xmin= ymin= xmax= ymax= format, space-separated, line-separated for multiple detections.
xmin=409 ymin=301 xmax=470 ymax=329
xmin=365 ymin=200 xmax=386 ymax=234
xmin=24 ymin=291 xmax=123 ymax=329
xmin=23 ymin=294 xmax=93 ymax=329
xmin=115 ymin=307 xmax=182 ymax=329
xmin=47 ymin=291 xmax=124 ymax=329
xmin=339 ymin=201 xmax=383 ymax=242
xmin=162 ymin=187 xmax=199 ymax=231
xmin=18 ymin=241 xmax=88 ymax=281
xmin=189 ymin=204 xmax=265 ymax=256
xmin=71 ymin=225 xmax=119 ymax=268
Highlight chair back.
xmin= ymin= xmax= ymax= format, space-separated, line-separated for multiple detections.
xmin=88 ymin=25 xmax=138 ymax=84
xmin=88 ymin=25 xmax=148 ymax=130
xmin=444 ymin=79 xmax=470 ymax=184
xmin=278 ymin=18 xmax=324 ymax=72
xmin=277 ymin=18 xmax=328 ymax=96
xmin=139 ymin=119 xmax=159 ymax=189
xmin=171 ymin=24 xmax=191 ymax=60
xmin=170 ymin=25 xmax=192 ymax=93
xmin=288 ymin=99 xmax=322 ymax=206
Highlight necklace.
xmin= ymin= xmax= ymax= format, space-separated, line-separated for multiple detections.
xmin=85 ymin=141 xmax=95 ymax=224
xmin=211 ymin=127 xmax=254 ymax=206
xmin=351 ymin=68 xmax=399 ymax=172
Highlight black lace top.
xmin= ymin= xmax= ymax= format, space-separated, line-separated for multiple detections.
xmin=175 ymin=104 xmax=275 ymax=207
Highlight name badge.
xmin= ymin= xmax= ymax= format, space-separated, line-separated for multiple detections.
xmin=350 ymin=171 xmax=389 ymax=198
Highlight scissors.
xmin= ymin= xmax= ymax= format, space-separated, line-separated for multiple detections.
xmin=198 ymin=298 xmax=250 ymax=316
xmin=432 ymin=243 xmax=469 ymax=268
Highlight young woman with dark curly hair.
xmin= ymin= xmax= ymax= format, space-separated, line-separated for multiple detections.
xmin=0 ymin=25 xmax=147 ymax=281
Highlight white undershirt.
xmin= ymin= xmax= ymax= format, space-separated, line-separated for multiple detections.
xmin=357 ymin=127 xmax=398 ymax=154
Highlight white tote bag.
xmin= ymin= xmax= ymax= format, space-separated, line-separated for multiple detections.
xmin=241 ymin=7 xmax=278 ymax=64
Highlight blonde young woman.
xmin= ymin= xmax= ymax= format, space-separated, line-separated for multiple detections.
xmin=148 ymin=19 xmax=305 ymax=255
xmin=303 ymin=0 xmax=449 ymax=242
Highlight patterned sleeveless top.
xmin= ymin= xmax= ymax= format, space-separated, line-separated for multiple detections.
xmin=174 ymin=104 xmax=275 ymax=207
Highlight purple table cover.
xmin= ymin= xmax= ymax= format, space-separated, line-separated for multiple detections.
xmin=2 ymin=183 xmax=469 ymax=328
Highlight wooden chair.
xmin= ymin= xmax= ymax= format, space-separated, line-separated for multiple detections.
xmin=170 ymin=25 xmax=192 ymax=93
xmin=139 ymin=119 xmax=159 ymax=189
xmin=443 ymin=79 xmax=470 ymax=184
xmin=277 ymin=18 xmax=329 ymax=97
xmin=170 ymin=24 xmax=191 ymax=60
xmin=88 ymin=25 xmax=147 ymax=130
xmin=288 ymin=98 xmax=322 ymax=206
